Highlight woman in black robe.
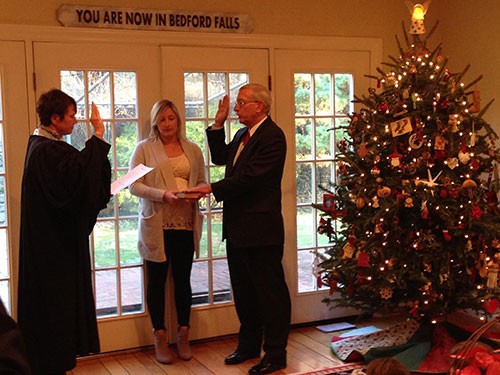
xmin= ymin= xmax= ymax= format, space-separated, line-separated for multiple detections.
xmin=17 ymin=89 xmax=111 ymax=375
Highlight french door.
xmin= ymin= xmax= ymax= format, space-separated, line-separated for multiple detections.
xmin=0 ymin=41 xmax=30 ymax=316
xmin=33 ymin=42 xmax=161 ymax=351
xmin=275 ymin=49 xmax=372 ymax=323
xmin=162 ymin=46 xmax=269 ymax=341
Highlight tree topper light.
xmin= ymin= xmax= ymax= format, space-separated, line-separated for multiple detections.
xmin=405 ymin=0 xmax=431 ymax=34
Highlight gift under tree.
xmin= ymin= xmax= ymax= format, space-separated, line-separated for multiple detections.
xmin=317 ymin=3 xmax=500 ymax=323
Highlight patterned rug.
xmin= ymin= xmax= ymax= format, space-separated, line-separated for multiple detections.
xmin=288 ymin=362 xmax=365 ymax=375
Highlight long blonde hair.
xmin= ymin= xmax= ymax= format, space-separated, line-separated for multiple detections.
xmin=148 ymin=99 xmax=187 ymax=141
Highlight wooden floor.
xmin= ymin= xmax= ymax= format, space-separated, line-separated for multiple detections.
xmin=68 ymin=315 xmax=404 ymax=375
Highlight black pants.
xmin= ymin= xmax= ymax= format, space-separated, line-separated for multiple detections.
xmin=227 ymin=242 xmax=291 ymax=361
xmin=146 ymin=230 xmax=195 ymax=329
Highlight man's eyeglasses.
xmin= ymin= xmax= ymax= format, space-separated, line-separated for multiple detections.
xmin=236 ymin=99 xmax=259 ymax=107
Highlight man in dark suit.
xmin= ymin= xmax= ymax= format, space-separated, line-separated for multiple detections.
xmin=186 ymin=83 xmax=291 ymax=375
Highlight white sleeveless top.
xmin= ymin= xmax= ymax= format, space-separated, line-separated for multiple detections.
xmin=162 ymin=153 xmax=194 ymax=230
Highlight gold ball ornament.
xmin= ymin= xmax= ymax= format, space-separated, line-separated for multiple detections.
xmin=377 ymin=186 xmax=392 ymax=198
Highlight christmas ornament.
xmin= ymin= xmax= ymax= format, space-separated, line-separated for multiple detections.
xmin=446 ymin=157 xmax=459 ymax=170
xmin=342 ymin=237 xmax=357 ymax=259
xmin=486 ymin=254 xmax=500 ymax=289
xmin=434 ymin=134 xmax=446 ymax=150
xmin=380 ymin=287 xmax=393 ymax=300
xmin=415 ymin=169 xmax=443 ymax=191
xmin=469 ymin=90 xmax=481 ymax=113
xmin=390 ymin=117 xmax=412 ymax=137
xmin=421 ymin=200 xmax=429 ymax=219
xmin=377 ymin=186 xmax=392 ymax=198
xmin=405 ymin=197 xmax=414 ymax=207
xmin=357 ymin=142 xmax=369 ymax=158
xmin=462 ymin=179 xmax=477 ymax=198
xmin=409 ymin=132 xmax=424 ymax=149
xmin=389 ymin=146 xmax=403 ymax=167
xmin=458 ymin=146 xmax=471 ymax=164
xmin=448 ymin=115 xmax=459 ymax=133
xmin=356 ymin=251 xmax=370 ymax=267
xmin=356 ymin=196 xmax=366 ymax=209
xmin=371 ymin=166 xmax=381 ymax=176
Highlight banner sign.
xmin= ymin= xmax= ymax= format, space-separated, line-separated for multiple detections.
xmin=57 ymin=5 xmax=253 ymax=33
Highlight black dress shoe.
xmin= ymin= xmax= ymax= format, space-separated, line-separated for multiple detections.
xmin=224 ymin=350 xmax=260 ymax=365
xmin=248 ymin=359 xmax=286 ymax=374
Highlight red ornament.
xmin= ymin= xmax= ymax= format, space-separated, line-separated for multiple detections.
xmin=482 ymin=298 xmax=498 ymax=314
xmin=471 ymin=205 xmax=483 ymax=220
xmin=439 ymin=188 xmax=448 ymax=198
xmin=378 ymin=103 xmax=389 ymax=113
xmin=356 ymin=251 xmax=370 ymax=267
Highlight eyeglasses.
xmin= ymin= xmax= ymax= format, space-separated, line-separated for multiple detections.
xmin=235 ymin=99 xmax=259 ymax=107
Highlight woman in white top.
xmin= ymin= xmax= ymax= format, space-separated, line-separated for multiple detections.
xmin=129 ymin=100 xmax=205 ymax=364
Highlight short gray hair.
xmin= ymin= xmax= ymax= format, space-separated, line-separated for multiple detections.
xmin=240 ymin=83 xmax=272 ymax=114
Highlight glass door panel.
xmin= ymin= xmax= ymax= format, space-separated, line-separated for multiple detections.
xmin=33 ymin=42 xmax=161 ymax=351
xmin=162 ymin=46 xmax=269 ymax=340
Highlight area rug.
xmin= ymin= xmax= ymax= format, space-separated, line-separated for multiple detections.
xmin=288 ymin=362 xmax=365 ymax=375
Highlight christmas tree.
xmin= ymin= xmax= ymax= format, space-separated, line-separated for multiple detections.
xmin=317 ymin=8 xmax=500 ymax=322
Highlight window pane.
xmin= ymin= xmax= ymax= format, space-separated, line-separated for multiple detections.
xmin=213 ymin=259 xmax=231 ymax=303
xmin=68 ymin=122 xmax=87 ymax=151
xmin=0 ymin=176 xmax=5 ymax=225
xmin=210 ymin=212 xmax=225 ymax=257
xmin=199 ymin=213 xmax=208 ymax=259
xmin=0 ymin=228 xmax=7 ymax=278
xmin=99 ymin=194 xmax=115 ymax=219
xmin=0 ymin=124 xmax=4 ymax=173
xmin=296 ymin=118 xmax=313 ymax=160
xmin=119 ymin=219 xmax=141 ymax=266
xmin=315 ymin=74 xmax=332 ymax=115
xmin=114 ymin=72 xmax=137 ymax=119
xmin=335 ymin=74 xmax=353 ymax=115
xmin=297 ymin=206 xmax=315 ymax=248
xmin=96 ymin=269 xmax=118 ymax=317
xmin=61 ymin=70 xmax=85 ymax=117
xmin=298 ymin=250 xmax=315 ymax=292
xmin=116 ymin=121 xmax=138 ymax=168
xmin=0 ymin=280 xmax=9 ymax=313
xmin=185 ymin=72 xmax=205 ymax=118
xmin=88 ymin=71 xmax=111 ymax=118
xmin=229 ymin=73 xmax=249 ymax=116
xmin=316 ymin=161 xmax=334 ymax=203
xmin=316 ymin=118 xmax=334 ymax=159
xmin=192 ymin=261 xmax=208 ymax=305
xmin=0 ymin=78 xmax=2 ymax=120
xmin=186 ymin=120 xmax=206 ymax=157
xmin=121 ymin=267 xmax=143 ymax=314
xmin=296 ymin=162 xmax=313 ymax=204
xmin=208 ymin=72 xmax=226 ymax=118
xmin=117 ymin=175 xmax=139 ymax=217
xmin=93 ymin=221 xmax=117 ymax=268
xmin=295 ymin=73 xmax=312 ymax=115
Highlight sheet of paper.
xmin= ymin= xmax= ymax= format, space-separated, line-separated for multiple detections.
xmin=111 ymin=163 xmax=153 ymax=195
xmin=315 ymin=322 xmax=356 ymax=333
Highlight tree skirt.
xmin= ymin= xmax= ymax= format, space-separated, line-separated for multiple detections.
xmin=329 ymin=320 xmax=475 ymax=374
xmin=287 ymin=362 xmax=365 ymax=375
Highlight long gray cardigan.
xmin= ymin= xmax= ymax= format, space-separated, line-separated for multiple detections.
xmin=129 ymin=137 xmax=205 ymax=262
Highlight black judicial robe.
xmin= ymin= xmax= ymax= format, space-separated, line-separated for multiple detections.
xmin=18 ymin=135 xmax=111 ymax=374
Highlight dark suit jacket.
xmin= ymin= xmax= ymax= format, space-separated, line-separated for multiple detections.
xmin=207 ymin=116 xmax=286 ymax=248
